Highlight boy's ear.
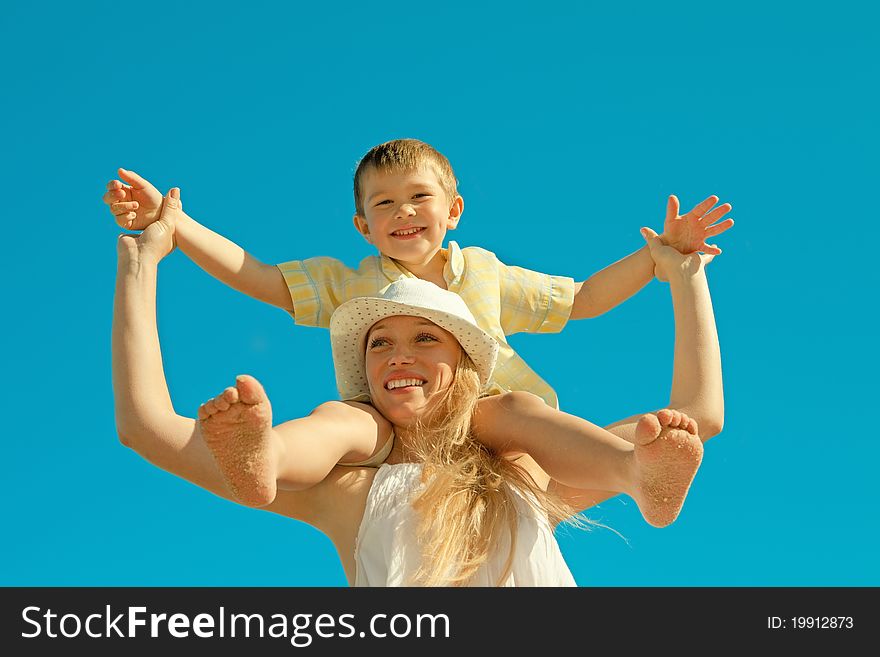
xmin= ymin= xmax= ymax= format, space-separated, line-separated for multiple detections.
xmin=353 ymin=214 xmax=372 ymax=243
xmin=446 ymin=195 xmax=464 ymax=230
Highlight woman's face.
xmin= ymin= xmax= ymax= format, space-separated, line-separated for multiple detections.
xmin=365 ymin=315 xmax=463 ymax=427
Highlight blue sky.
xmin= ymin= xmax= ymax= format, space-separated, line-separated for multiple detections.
xmin=2 ymin=1 xmax=876 ymax=586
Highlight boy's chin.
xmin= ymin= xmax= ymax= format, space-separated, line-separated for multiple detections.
xmin=378 ymin=241 xmax=441 ymax=264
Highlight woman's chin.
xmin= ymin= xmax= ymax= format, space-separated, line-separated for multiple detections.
xmin=378 ymin=401 xmax=429 ymax=429
xmin=385 ymin=409 xmax=422 ymax=428
xmin=371 ymin=386 xmax=446 ymax=429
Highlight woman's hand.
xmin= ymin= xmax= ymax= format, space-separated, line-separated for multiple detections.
xmin=116 ymin=188 xmax=180 ymax=266
xmin=641 ymin=226 xmax=713 ymax=282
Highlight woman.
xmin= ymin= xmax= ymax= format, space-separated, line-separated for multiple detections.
xmin=112 ymin=211 xmax=722 ymax=586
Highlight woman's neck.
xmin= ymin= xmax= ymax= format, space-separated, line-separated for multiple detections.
xmin=384 ymin=425 xmax=419 ymax=465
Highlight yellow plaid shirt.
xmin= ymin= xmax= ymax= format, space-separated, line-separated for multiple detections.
xmin=277 ymin=241 xmax=574 ymax=408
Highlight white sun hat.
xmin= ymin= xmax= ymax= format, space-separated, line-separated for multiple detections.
xmin=330 ymin=278 xmax=499 ymax=401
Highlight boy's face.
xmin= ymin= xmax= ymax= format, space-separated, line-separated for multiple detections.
xmin=353 ymin=165 xmax=463 ymax=268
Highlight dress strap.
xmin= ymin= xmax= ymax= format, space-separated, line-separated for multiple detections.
xmin=339 ymin=430 xmax=395 ymax=468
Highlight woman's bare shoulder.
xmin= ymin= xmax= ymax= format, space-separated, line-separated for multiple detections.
xmin=263 ymin=465 xmax=376 ymax=534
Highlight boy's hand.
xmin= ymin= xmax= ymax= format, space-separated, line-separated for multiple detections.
xmin=103 ymin=168 xmax=164 ymax=231
xmin=659 ymin=195 xmax=734 ymax=256
xmin=641 ymin=226 xmax=713 ymax=282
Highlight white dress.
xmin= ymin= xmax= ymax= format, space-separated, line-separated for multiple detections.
xmin=354 ymin=462 xmax=577 ymax=587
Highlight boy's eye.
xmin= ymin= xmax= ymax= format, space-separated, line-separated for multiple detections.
xmin=375 ymin=200 xmax=391 ymax=206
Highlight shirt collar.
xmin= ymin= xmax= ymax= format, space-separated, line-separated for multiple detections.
xmin=443 ymin=241 xmax=464 ymax=285
xmin=379 ymin=252 xmax=411 ymax=281
xmin=379 ymin=241 xmax=464 ymax=284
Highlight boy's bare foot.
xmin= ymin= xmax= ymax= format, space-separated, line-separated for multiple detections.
xmin=631 ymin=409 xmax=704 ymax=528
xmin=198 ymin=375 xmax=278 ymax=507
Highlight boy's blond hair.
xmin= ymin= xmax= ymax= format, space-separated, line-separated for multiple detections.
xmin=354 ymin=139 xmax=459 ymax=216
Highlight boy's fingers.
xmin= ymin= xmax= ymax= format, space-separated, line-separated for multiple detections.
xmin=687 ymin=195 xmax=720 ymax=219
xmin=666 ymin=195 xmax=679 ymax=223
xmin=103 ymin=185 xmax=129 ymax=204
xmin=115 ymin=211 xmax=137 ymax=227
xmin=118 ymin=168 xmax=155 ymax=191
xmin=110 ymin=201 xmax=139 ymax=215
xmin=640 ymin=227 xmax=663 ymax=251
xmin=703 ymin=218 xmax=734 ymax=238
xmin=105 ymin=180 xmax=127 ymax=193
xmin=700 ymin=203 xmax=732 ymax=224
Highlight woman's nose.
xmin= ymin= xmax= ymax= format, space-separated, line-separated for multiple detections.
xmin=388 ymin=349 xmax=415 ymax=366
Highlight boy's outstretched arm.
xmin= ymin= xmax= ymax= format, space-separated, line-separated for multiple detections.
xmin=104 ymin=169 xmax=292 ymax=311
xmin=569 ymin=195 xmax=733 ymax=319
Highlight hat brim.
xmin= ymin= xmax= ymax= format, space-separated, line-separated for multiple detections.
xmin=330 ymin=296 xmax=499 ymax=401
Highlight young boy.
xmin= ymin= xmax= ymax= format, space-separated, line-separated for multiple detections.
xmin=104 ymin=139 xmax=731 ymax=524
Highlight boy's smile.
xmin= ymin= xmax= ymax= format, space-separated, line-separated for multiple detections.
xmin=390 ymin=226 xmax=427 ymax=240
xmin=353 ymin=165 xmax=463 ymax=277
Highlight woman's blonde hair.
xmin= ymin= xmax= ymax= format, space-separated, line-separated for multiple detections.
xmin=403 ymin=354 xmax=585 ymax=586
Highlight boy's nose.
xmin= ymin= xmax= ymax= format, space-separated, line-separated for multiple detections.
xmin=395 ymin=203 xmax=416 ymax=219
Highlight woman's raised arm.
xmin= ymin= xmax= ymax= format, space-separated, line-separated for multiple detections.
xmin=604 ymin=230 xmax=724 ymax=441
xmin=111 ymin=203 xmax=233 ymax=499
xmin=551 ymin=230 xmax=724 ymax=513
xmin=110 ymin=194 xmax=351 ymax=536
